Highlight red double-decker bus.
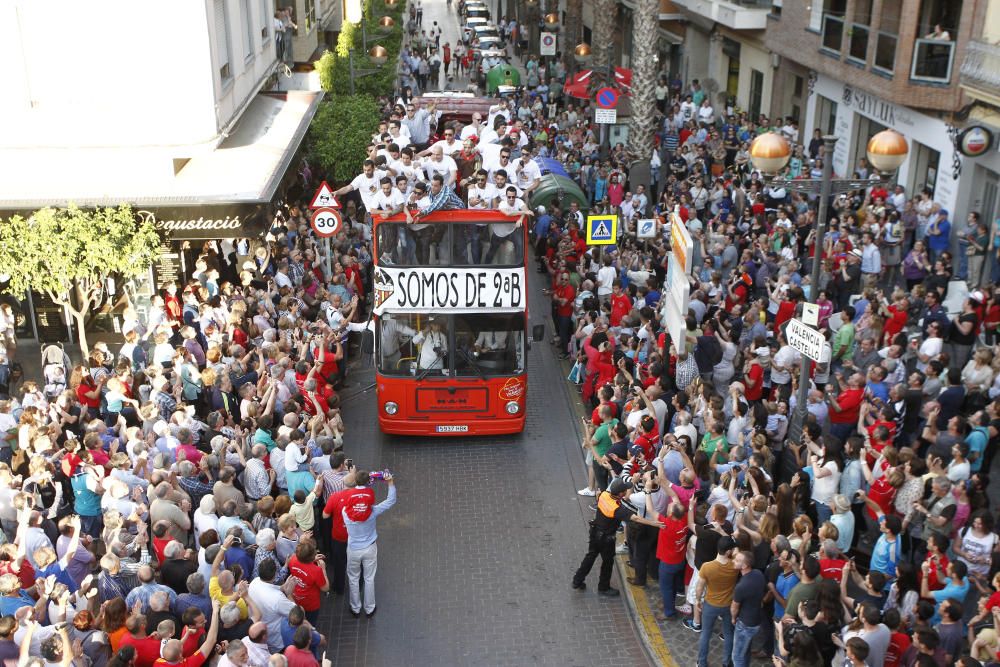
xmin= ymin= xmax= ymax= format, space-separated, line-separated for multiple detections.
xmin=368 ymin=208 xmax=530 ymax=436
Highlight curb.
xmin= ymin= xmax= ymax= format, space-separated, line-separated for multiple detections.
xmin=558 ymin=354 xmax=676 ymax=667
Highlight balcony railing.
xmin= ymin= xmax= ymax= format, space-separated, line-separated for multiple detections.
xmin=910 ymin=37 xmax=955 ymax=83
xmin=960 ymin=39 xmax=1000 ymax=98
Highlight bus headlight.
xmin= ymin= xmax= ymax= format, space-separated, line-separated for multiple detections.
xmin=384 ymin=402 xmax=399 ymax=415
xmin=505 ymin=401 xmax=521 ymax=415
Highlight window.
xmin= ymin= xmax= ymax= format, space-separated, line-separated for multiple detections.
xmin=847 ymin=0 xmax=871 ymax=64
xmin=375 ymin=313 xmax=525 ymax=377
xmin=911 ymin=39 xmax=955 ymax=82
xmin=305 ymin=0 xmax=316 ymax=32
xmin=873 ymin=0 xmax=901 ymax=72
xmin=851 ymin=115 xmax=887 ymax=177
xmin=214 ymin=0 xmax=233 ymax=83
xmin=908 ymin=141 xmax=940 ymax=197
xmin=241 ymin=0 xmax=254 ymax=60
xmin=821 ymin=0 xmax=847 ymax=53
xmin=816 ymin=95 xmax=838 ymax=135
xmin=793 ymin=75 xmax=803 ymax=97
xmin=748 ymin=69 xmax=764 ymax=119
xmin=375 ymin=222 xmax=524 ymax=268
xmin=260 ymin=0 xmax=270 ymax=41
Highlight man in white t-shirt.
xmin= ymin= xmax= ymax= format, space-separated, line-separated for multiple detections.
xmin=596 ymin=257 xmax=616 ymax=301
xmin=372 ymin=178 xmax=406 ymax=219
xmin=424 ymin=127 xmax=462 ymax=157
xmin=419 ymin=147 xmax=458 ymax=187
xmin=460 ymin=114 xmax=485 ymax=141
xmin=335 ymin=159 xmax=386 ymax=213
xmin=512 ymin=153 xmax=541 ymax=197
xmin=458 ymin=169 xmax=496 ymax=263
xmin=488 ymin=186 xmax=532 ymax=263
xmin=484 ymin=144 xmax=515 ymax=182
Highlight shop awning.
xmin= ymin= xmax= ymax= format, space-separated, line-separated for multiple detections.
xmin=0 ymin=91 xmax=323 ymax=211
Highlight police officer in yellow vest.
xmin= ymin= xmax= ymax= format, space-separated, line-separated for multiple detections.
xmin=572 ymin=478 xmax=662 ymax=596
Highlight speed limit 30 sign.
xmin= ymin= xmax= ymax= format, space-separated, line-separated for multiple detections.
xmin=311 ymin=207 xmax=342 ymax=238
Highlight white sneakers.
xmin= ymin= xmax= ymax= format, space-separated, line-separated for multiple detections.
xmin=577 ymin=487 xmax=596 ymax=496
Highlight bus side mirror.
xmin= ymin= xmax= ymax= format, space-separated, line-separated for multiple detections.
xmin=362 ymin=331 xmax=375 ymax=355
xmin=532 ymin=324 xmax=545 ymax=343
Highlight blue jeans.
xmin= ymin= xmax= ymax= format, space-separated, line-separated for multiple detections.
xmin=829 ymin=421 xmax=854 ymax=443
xmin=732 ymin=620 xmax=759 ymax=667
xmin=658 ymin=560 xmax=685 ymax=617
xmin=699 ymin=602 xmax=734 ymax=667
xmin=814 ymin=500 xmax=833 ymax=526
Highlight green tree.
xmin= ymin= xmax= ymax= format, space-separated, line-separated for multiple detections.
xmin=315 ymin=0 xmax=406 ymax=97
xmin=308 ymin=95 xmax=382 ymax=182
xmin=0 ymin=204 xmax=159 ymax=357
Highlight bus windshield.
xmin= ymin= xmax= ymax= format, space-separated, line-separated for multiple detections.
xmin=376 ymin=312 xmax=525 ymax=377
xmin=376 ymin=221 xmax=524 ymax=267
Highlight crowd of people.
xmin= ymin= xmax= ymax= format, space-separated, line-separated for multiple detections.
xmin=2 ymin=2 xmax=1000 ymax=667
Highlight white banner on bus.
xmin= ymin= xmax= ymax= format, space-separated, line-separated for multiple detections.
xmin=372 ymin=266 xmax=525 ymax=315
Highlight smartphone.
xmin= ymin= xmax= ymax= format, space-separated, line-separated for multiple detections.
xmin=346 ymin=458 xmax=354 ymax=469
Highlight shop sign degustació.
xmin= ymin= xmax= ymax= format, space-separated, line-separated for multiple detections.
xmin=136 ymin=204 xmax=268 ymax=240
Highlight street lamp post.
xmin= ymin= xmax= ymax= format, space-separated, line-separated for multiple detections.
xmin=750 ymin=130 xmax=909 ymax=444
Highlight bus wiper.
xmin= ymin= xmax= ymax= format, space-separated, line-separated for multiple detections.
xmin=416 ymin=363 xmax=441 ymax=381
xmin=457 ymin=348 xmax=486 ymax=379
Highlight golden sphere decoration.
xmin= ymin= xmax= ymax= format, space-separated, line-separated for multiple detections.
xmin=369 ymin=45 xmax=389 ymax=64
xmin=574 ymin=43 xmax=592 ymax=58
xmin=749 ymin=132 xmax=792 ymax=173
xmin=384 ymin=0 xmax=398 ymax=7
xmin=377 ymin=15 xmax=395 ymax=31
xmin=545 ymin=13 xmax=559 ymax=25
xmin=866 ymin=129 xmax=909 ymax=173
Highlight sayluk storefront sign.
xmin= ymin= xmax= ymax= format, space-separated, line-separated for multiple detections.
xmin=373 ymin=266 xmax=525 ymax=315
xmin=137 ymin=204 xmax=269 ymax=240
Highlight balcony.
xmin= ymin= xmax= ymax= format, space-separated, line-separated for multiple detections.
xmin=960 ymin=40 xmax=1000 ymax=105
xmin=672 ymin=0 xmax=770 ymax=31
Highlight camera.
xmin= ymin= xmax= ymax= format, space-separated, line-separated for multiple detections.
xmin=433 ymin=346 xmax=445 ymax=357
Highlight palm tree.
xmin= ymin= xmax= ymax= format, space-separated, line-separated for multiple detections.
xmin=562 ymin=0 xmax=583 ymax=72
xmin=591 ymin=0 xmax=616 ymax=68
xmin=627 ymin=0 xmax=658 ymax=159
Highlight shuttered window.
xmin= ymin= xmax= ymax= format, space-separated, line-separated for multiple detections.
xmin=242 ymin=0 xmax=254 ymax=59
xmin=215 ymin=0 xmax=232 ymax=82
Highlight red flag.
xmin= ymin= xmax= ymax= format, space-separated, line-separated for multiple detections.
xmin=564 ymin=68 xmax=594 ymax=100
xmin=614 ymin=66 xmax=633 ymax=91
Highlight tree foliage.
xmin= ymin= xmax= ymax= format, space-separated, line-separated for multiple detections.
xmin=308 ymin=95 xmax=382 ymax=182
xmin=0 ymin=204 xmax=159 ymax=355
xmin=315 ymin=0 xmax=407 ymax=97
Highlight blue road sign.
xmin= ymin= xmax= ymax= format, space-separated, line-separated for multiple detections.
xmin=595 ymin=87 xmax=619 ymax=109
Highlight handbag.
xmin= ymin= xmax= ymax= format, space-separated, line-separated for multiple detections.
xmin=567 ymin=360 xmax=583 ymax=384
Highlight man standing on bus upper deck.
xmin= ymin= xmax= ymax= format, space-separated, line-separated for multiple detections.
xmin=412 ymin=317 xmax=448 ymax=371
xmin=512 ymin=151 xmax=541 ymax=200
xmin=486 ymin=186 xmax=532 ymax=264
xmin=417 ymin=146 xmax=457 ymax=187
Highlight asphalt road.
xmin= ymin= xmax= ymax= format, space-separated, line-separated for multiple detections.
xmin=315 ymin=272 xmax=647 ymax=664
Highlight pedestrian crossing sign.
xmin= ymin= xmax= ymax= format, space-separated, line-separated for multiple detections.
xmin=585 ymin=215 xmax=618 ymax=245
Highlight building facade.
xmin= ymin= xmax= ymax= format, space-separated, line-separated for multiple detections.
xmin=0 ymin=0 xmax=321 ymax=344
xmin=766 ymin=0 xmax=981 ymax=222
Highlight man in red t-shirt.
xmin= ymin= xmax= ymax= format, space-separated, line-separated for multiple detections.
xmin=648 ymin=495 xmax=692 ymax=620
xmin=552 ymin=272 xmax=576 ymax=355
xmin=153 ymin=599 xmax=221 ymax=667
xmin=120 ymin=615 xmax=165 ymax=667
xmin=743 ymin=350 xmax=767 ymax=403
xmin=818 ymin=540 xmax=848 ymax=580
xmin=286 ymin=541 xmax=329 ymax=624
xmin=322 ymin=480 xmax=359 ymax=595
xmin=826 ymin=372 xmax=866 ymax=441
xmin=609 ymin=282 xmax=632 ymax=327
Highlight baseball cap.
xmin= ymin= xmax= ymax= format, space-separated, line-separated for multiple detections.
xmin=850 ymin=248 xmax=863 ymax=258
xmin=608 ymin=478 xmax=633 ymax=495
xmin=627 ymin=444 xmax=644 ymax=458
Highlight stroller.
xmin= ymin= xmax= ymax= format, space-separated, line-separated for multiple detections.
xmin=42 ymin=343 xmax=71 ymax=401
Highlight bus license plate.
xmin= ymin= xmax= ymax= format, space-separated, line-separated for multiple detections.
xmin=436 ymin=425 xmax=469 ymax=433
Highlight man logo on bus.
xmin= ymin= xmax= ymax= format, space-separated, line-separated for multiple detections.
xmin=498 ymin=377 xmax=525 ymax=401
xmin=373 ymin=268 xmax=396 ymax=313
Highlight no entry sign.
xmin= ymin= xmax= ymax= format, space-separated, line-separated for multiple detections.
xmin=595 ymin=87 xmax=619 ymax=109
